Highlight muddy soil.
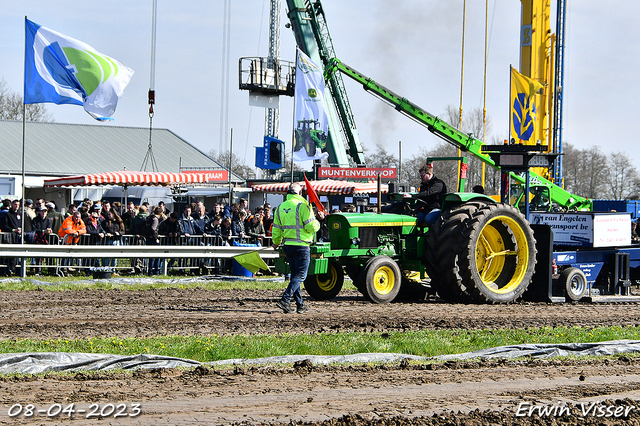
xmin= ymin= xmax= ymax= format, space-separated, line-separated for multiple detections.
xmin=1 ymin=288 xmax=640 ymax=425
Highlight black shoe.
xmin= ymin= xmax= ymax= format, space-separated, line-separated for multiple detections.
xmin=297 ymin=304 xmax=310 ymax=314
xmin=276 ymin=300 xmax=296 ymax=314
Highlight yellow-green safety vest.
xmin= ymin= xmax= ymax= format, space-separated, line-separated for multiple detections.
xmin=272 ymin=194 xmax=320 ymax=246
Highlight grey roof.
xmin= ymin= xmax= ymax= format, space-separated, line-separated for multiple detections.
xmin=0 ymin=120 xmax=242 ymax=182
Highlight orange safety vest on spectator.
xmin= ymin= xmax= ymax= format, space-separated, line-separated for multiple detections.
xmin=58 ymin=216 xmax=87 ymax=244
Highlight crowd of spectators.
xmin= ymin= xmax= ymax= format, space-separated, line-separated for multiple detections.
xmin=0 ymin=194 xmax=493 ymax=277
xmin=0 ymin=197 xmax=276 ymax=276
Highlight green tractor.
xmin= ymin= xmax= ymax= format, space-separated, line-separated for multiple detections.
xmin=277 ymin=193 xmax=538 ymax=304
xmin=294 ymin=119 xmax=328 ymax=158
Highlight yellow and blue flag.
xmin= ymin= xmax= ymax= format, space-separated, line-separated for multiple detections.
xmin=24 ymin=18 xmax=134 ymax=121
xmin=510 ymin=67 xmax=543 ymax=143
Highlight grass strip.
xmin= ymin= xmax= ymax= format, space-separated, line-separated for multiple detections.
xmin=0 ymin=276 xmax=315 ymax=291
xmin=0 ymin=326 xmax=638 ymax=363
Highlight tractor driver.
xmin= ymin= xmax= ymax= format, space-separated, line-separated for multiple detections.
xmin=405 ymin=163 xmax=447 ymax=227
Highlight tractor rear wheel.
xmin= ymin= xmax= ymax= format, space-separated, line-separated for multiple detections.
xmin=427 ymin=202 xmax=536 ymax=304
xmin=303 ymin=262 xmax=344 ymax=300
xmin=360 ymin=256 xmax=401 ymax=304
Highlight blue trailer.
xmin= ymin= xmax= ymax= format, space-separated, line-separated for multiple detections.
xmin=592 ymin=199 xmax=640 ymax=219
xmin=529 ymin=212 xmax=640 ymax=303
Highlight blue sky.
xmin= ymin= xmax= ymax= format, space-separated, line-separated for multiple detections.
xmin=2 ymin=1 xmax=639 ymax=172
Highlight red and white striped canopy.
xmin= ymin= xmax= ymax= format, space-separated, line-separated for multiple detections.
xmin=251 ymin=179 xmax=388 ymax=195
xmin=43 ymin=170 xmax=210 ymax=188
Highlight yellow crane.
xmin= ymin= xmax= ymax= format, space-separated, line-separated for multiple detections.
xmin=517 ymin=0 xmax=556 ymax=180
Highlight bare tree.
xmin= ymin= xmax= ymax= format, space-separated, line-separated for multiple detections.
xmin=0 ymin=78 xmax=53 ymax=122
xmin=607 ymin=151 xmax=638 ymax=200
xmin=208 ymin=149 xmax=256 ymax=180
xmin=561 ymin=142 xmax=581 ymax=195
xmin=365 ymin=143 xmax=398 ymax=168
xmin=442 ymin=105 xmax=497 ymax=194
xmin=563 ymin=144 xmax=609 ymax=199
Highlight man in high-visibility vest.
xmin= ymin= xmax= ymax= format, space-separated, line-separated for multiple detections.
xmin=272 ymin=182 xmax=320 ymax=314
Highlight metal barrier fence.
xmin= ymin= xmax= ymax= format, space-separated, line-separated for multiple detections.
xmin=0 ymin=233 xmax=275 ymax=277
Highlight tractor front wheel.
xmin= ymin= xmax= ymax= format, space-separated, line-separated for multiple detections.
xmin=303 ymin=262 xmax=344 ymax=300
xmin=360 ymin=256 xmax=401 ymax=304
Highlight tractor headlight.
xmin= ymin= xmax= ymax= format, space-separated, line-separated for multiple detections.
xmin=351 ymin=237 xmax=360 ymax=247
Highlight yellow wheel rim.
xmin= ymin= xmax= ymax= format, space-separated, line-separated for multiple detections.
xmin=316 ymin=265 xmax=337 ymax=292
xmin=475 ymin=215 xmax=529 ymax=294
xmin=373 ymin=266 xmax=396 ymax=295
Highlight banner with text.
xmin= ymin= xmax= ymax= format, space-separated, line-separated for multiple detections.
xmin=181 ymin=170 xmax=229 ymax=182
xmin=318 ymin=167 xmax=397 ymax=180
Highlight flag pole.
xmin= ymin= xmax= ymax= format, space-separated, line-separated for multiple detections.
xmin=20 ymin=17 xmax=28 ymax=277
xmin=508 ymin=65 xmax=513 ymax=144
xmin=290 ymin=49 xmax=299 ymax=184
xmin=228 ymin=128 xmax=233 ymax=207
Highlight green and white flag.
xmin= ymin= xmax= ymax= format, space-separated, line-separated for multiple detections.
xmin=293 ymin=49 xmax=329 ymax=162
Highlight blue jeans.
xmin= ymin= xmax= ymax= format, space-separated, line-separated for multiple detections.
xmin=146 ymin=238 xmax=163 ymax=274
xmin=281 ymin=245 xmax=310 ymax=307
xmin=417 ymin=209 xmax=441 ymax=226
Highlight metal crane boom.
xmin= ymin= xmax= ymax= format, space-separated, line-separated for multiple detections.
xmin=324 ymin=58 xmax=591 ymax=211
xmin=285 ymin=0 xmax=365 ymax=166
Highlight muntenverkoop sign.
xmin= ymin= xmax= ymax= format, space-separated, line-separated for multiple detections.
xmin=318 ymin=167 xmax=397 ymax=180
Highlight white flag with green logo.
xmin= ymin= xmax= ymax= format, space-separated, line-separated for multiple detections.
xmin=24 ymin=18 xmax=134 ymax=121
xmin=293 ymin=49 xmax=329 ymax=162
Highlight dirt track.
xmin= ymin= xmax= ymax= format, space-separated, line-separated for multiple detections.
xmin=1 ymin=288 xmax=640 ymax=425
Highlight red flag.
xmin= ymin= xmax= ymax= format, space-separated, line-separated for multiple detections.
xmin=303 ymin=174 xmax=325 ymax=213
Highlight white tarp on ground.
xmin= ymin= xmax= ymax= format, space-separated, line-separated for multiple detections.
xmin=1 ymin=340 xmax=640 ymax=375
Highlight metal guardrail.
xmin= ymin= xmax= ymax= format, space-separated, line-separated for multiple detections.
xmin=0 ymin=233 xmax=278 ymax=276
xmin=0 ymin=244 xmax=279 ymax=259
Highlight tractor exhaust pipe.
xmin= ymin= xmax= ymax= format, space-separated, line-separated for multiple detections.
xmin=377 ymin=173 xmax=382 ymax=214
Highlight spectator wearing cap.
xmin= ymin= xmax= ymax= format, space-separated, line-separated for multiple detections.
xmin=84 ymin=204 xmax=106 ymax=241
xmin=46 ymin=202 xmax=63 ymax=236
xmin=22 ymin=199 xmax=35 ymax=243
xmin=31 ymin=206 xmax=52 ymax=274
xmin=32 ymin=206 xmax=52 ymax=242
xmin=23 ymin=199 xmax=35 ymax=222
